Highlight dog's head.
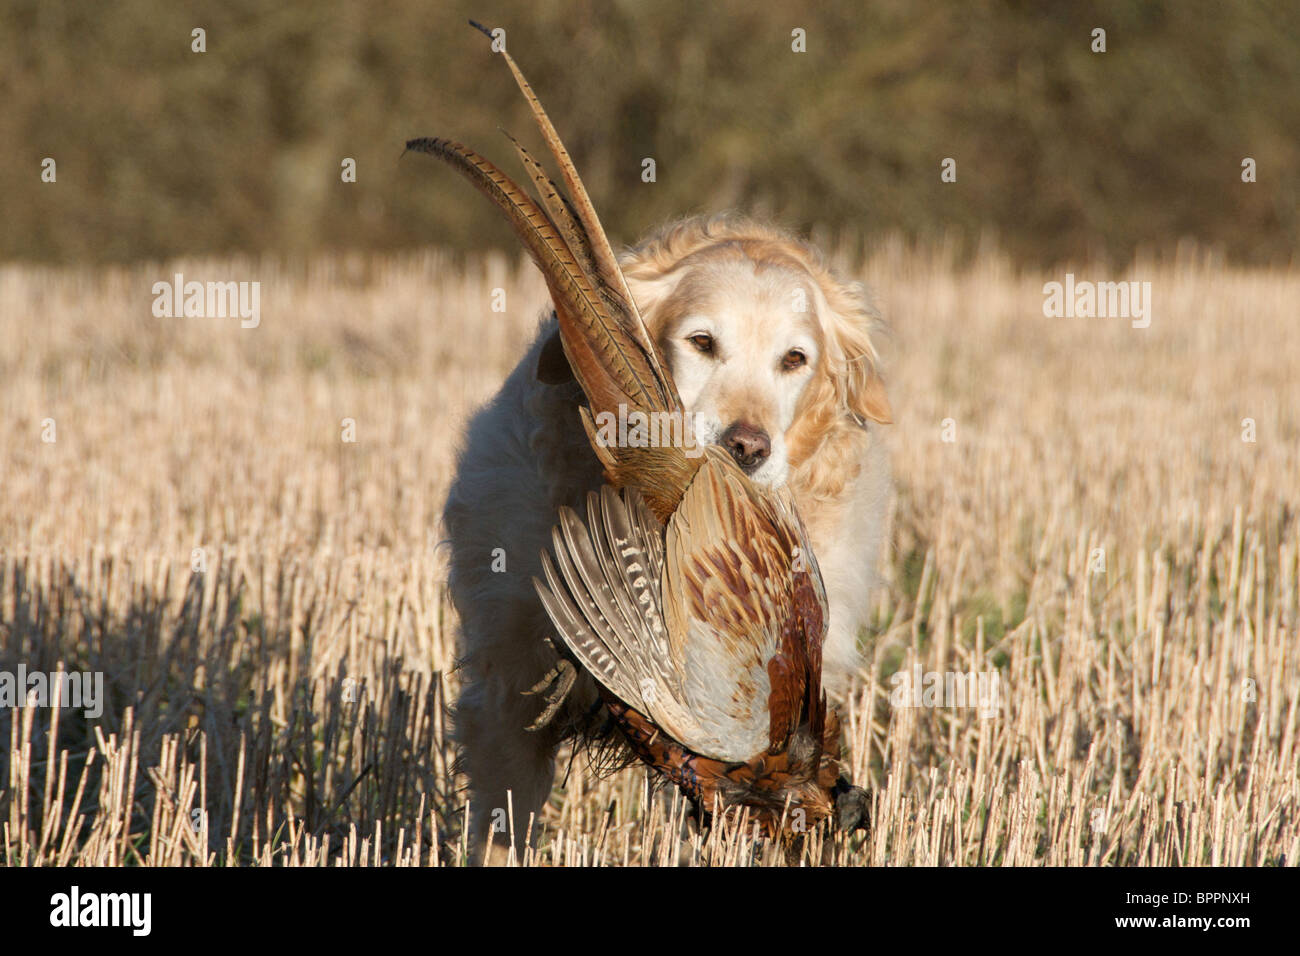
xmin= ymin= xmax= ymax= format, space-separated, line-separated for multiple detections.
xmin=538 ymin=214 xmax=891 ymax=486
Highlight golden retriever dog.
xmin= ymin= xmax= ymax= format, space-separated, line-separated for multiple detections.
xmin=443 ymin=212 xmax=892 ymax=859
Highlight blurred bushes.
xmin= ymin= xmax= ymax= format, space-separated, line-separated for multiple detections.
xmin=2 ymin=0 xmax=1296 ymax=267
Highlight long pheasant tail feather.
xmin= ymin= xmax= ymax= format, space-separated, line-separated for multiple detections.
xmin=469 ymin=20 xmax=672 ymax=391
xmin=405 ymin=136 xmax=662 ymax=416
xmin=469 ymin=25 xmax=634 ymax=309
xmin=404 ymin=137 xmax=564 ymax=281
xmin=501 ymin=131 xmax=599 ymax=291
xmin=502 ymin=127 xmax=670 ymax=404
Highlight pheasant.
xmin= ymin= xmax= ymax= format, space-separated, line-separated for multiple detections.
xmin=408 ymin=22 xmax=870 ymax=837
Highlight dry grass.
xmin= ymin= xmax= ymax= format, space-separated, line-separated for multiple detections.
xmin=1 ymin=243 xmax=1297 ymax=866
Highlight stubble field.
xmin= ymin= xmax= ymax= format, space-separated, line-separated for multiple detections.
xmin=1 ymin=242 xmax=1297 ymax=866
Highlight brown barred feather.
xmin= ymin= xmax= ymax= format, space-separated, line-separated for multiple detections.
xmin=406 ymin=136 xmax=673 ymax=425
xmin=469 ymin=21 xmax=651 ymax=351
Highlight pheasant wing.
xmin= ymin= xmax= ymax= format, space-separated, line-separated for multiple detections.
xmin=534 ymin=486 xmax=708 ymax=747
xmin=662 ymin=449 xmax=829 ymax=756
xmin=538 ymin=448 xmax=829 ymax=763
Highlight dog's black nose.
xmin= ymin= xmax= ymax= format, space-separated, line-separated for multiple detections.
xmin=721 ymin=422 xmax=771 ymax=473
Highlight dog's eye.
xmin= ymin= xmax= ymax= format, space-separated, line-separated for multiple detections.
xmin=781 ymin=349 xmax=807 ymax=371
xmin=688 ymin=333 xmax=714 ymax=354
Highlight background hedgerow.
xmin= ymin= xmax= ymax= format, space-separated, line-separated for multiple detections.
xmin=3 ymin=0 xmax=1298 ymax=268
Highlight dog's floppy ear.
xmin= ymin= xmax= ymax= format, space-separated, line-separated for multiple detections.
xmin=848 ymin=363 xmax=892 ymax=425
xmin=817 ymin=280 xmax=893 ymax=426
xmin=535 ymin=325 xmax=576 ymax=385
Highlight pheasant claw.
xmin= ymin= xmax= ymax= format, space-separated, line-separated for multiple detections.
xmin=523 ymin=659 xmax=577 ymax=731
